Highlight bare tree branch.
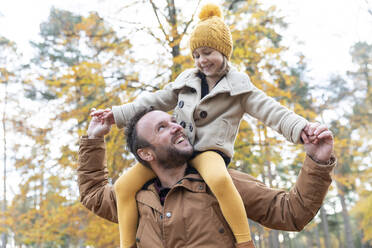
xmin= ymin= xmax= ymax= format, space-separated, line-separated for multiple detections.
xmin=114 ymin=0 xmax=145 ymax=15
xmin=228 ymin=0 xmax=246 ymax=11
xmin=364 ymin=0 xmax=372 ymax=16
xmin=149 ymin=0 xmax=170 ymax=42
xmin=146 ymin=27 xmax=170 ymax=50
xmin=180 ymin=0 xmax=202 ymax=39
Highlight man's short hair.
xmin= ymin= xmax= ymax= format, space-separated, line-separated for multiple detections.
xmin=125 ymin=108 xmax=154 ymax=167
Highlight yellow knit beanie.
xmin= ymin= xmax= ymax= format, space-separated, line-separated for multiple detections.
xmin=189 ymin=3 xmax=233 ymax=60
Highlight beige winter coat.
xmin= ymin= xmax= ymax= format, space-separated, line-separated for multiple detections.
xmin=112 ymin=68 xmax=308 ymax=158
xmin=78 ymin=137 xmax=335 ymax=248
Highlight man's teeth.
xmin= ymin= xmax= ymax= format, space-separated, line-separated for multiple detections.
xmin=176 ymin=136 xmax=185 ymax=144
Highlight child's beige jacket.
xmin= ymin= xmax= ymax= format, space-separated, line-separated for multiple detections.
xmin=112 ymin=68 xmax=308 ymax=158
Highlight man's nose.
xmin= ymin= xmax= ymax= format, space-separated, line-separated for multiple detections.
xmin=170 ymin=122 xmax=183 ymax=133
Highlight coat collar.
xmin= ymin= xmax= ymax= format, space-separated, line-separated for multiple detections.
xmin=136 ymin=169 xmax=207 ymax=213
xmin=171 ymin=67 xmax=254 ymax=97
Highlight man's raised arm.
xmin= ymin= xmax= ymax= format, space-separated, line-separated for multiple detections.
xmin=78 ymin=112 xmax=118 ymax=223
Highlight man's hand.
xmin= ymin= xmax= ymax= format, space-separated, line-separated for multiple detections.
xmin=301 ymin=122 xmax=334 ymax=163
xmin=87 ymin=108 xmax=112 ymax=138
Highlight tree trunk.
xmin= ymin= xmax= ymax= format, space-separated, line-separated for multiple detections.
xmin=256 ymin=221 xmax=264 ymax=247
xmin=150 ymin=0 xmax=200 ymax=80
xmin=167 ymin=0 xmax=182 ymax=78
xmin=306 ymin=230 xmax=313 ymax=247
xmin=338 ymin=189 xmax=355 ymax=248
xmin=320 ymin=206 xmax=331 ymax=248
xmin=263 ymin=128 xmax=280 ymax=248
xmin=269 ymin=230 xmax=280 ymax=248
xmin=248 ymin=220 xmax=256 ymax=247
xmin=264 ymin=229 xmax=270 ymax=248
xmin=1 ymin=80 xmax=8 ymax=248
xmin=360 ymin=230 xmax=370 ymax=248
xmin=314 ymin=224 xmax=321 ymax=248
xmin=283 ymin=232 xmax=292 ymax=248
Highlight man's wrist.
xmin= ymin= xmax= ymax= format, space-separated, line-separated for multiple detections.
xmin=308 ymin=155 xmax=332 ymax=165
xmin=80 ymin=136 xmax=104 ymax=146
xmin=88 ymin=134 xmax=103 ymax=139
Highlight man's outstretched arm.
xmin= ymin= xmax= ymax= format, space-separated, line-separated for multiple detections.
xmin=233 ymin=122 xmax=335 ymax=231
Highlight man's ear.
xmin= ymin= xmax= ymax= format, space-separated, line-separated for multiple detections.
xmin=137 ymin=148 xmax=154 ymax=163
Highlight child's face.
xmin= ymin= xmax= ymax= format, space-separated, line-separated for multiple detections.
xmin=193 ymin=47 xmax=224 ymax=79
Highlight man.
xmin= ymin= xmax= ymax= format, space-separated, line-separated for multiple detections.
xmin=78 ymin=109 xmax=335 ymax=248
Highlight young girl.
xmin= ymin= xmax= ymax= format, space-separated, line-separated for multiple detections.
xmin=94 ymin=4 xmax=309 ymax=248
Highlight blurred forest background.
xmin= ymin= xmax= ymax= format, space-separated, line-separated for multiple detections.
xmin=0 ymin=0 xmax=371 ymax=247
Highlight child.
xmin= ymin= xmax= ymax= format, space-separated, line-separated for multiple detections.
xmin=93 ymin=4 xmax=309 ymax=248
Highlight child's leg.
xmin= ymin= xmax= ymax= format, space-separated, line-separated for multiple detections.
xmin=191 ymin=151 xmax=252 ymax=244
xmin=114 ymin=162 xmax=156 ymax=248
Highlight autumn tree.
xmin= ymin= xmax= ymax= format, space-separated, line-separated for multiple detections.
xmin=348 ymin=42 xmax=372 ymax=246
xmin=0 ymin=35 xmax=23 ymax=248
xmin=5 ymin=8 xmax=141 ymax=246
xmin=313 ymin=42 xmax=372 ymax=247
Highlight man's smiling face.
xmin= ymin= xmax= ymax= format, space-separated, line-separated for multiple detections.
xmin=136 ymin=110 xmax=193 ymax=168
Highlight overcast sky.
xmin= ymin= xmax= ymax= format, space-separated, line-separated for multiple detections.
xmin=1 ymin=0 xmax=371 ymax=85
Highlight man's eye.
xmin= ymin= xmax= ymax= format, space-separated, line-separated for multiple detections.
xmin=158 ymin=125 xmax=165 ymax=131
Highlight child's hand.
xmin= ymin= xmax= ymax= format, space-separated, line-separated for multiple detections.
xmin=90 ymin=108 xmax=115 ymax=125
xmin=302 ymin=122 xmax=334 ymax=163
xmin=301 ymin=122 xmax=323 ymax=145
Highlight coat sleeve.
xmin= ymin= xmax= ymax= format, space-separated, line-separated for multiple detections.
xmin=112 ymin=82 xmax=179 ymax=129
xmin=230 ymin=155 xmax=335 ymax=231
xmin=240 ymin=84 xmax=308 ymax=144
xmin=77 ymin=136 xmax=118 ymax=223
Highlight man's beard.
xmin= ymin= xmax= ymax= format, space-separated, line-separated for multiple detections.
xmin=152 ymin=142 xmax=193 ymax=169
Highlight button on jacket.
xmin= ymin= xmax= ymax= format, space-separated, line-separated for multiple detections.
xmin=112 ymin=68 xmax=308 ymax=158
xmin=78 ymin=137 xmax=335 ymax=248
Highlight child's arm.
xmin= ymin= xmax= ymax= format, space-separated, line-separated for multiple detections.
xmin=90 ymin=82 xmax=179 ymax=129
xmin=112 ymin=82 xmax=180 ymax=129
xmin=241 ymin=85 xmax=308 ymax=144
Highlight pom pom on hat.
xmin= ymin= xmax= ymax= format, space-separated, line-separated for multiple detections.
xmin=189 ymin=3 xmax=233 ymax=59
xmin=199 ymin=3 xmax=222 ymax=20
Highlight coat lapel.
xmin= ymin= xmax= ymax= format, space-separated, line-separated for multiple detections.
xmin=136 ymin=186 xmax=163 ymax=214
